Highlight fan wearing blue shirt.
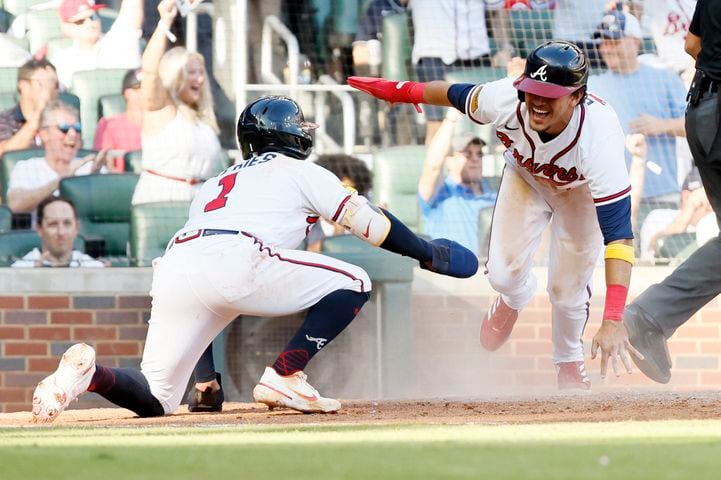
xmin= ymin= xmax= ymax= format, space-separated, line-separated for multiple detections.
xmin=588 ymin=8 xmax=688 ymax=228
xmin=418 ymin=111 xmax=497 ymax=257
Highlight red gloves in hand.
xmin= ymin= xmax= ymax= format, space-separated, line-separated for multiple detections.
xmin=347 ymin=76 xmax=427 ymax=113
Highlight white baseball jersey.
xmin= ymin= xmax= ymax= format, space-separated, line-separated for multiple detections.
xmin=464 ymin=78 xmax=629 ymax=365
xmin=184 ymin=152 xmax=352 ymax=248
xmin=465 ymin=77 xmax=631 ymax=206
xmin=140 ymin=152 xmax=371 ymax=413
xmin=641 ymin=0 xmax=696 ymax=72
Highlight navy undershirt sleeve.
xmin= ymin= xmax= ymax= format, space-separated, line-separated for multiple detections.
xmin=596 ymin=196 xmax=634 ymax=244
xmin=447 ymin=83 xmax=475 ymax=114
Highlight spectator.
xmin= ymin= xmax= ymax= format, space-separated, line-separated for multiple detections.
xmin=588 ymin=8 xmax=687 ymax=229
xmin=418 ymin=110 xmax=497 ymax=256
xmin=7 ymin=100 xmax=108 ymax=217
xmin=352 ymin=0 xmax=409 ymax=76
xmin=93 ymin=68 xmax=143 ymax=167
xmin=52 ymin=0 xmax=144 ymax=89
xmin=640 ymin=166 xmax=715 ymax=261
xmin=629 ymin=0 xmax=696 ymax=75
xmin=130 ymin=0 xmax=223 ymax=206
xmin=12 ymin=196 xmax=106 ymax=267
xmin=411 ymin=0 xmax=513 ymax=143
xmin=306 ymin=154 xmax=373 ymax=252
xmin=0 ymin=59 xmax=59 ymax=157
xmin=553 ymin=0 xmax=608 ymax=68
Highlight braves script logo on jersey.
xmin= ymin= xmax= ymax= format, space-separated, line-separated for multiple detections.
xmin=496 ymin=106 xmax=586 ymax=187
xmin=529 ymin=64 xmax=548 ymax=82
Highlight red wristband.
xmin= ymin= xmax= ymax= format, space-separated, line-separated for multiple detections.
xmin=602 ymin=284 xmax=628 ymax=322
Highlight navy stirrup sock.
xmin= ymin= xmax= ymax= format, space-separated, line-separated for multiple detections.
xmin=192 ymin=343 xmax=217 ymax=383
xmin=272 ymin=289 xmax=369 ymax=375
xmin=89 ymin=365 xmax=165 ymax=417
xmin=379 ymin=208 xmax=433 ymax=262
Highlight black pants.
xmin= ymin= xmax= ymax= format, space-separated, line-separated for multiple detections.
xmin=631 ymin=88 xmax=721 ymax=337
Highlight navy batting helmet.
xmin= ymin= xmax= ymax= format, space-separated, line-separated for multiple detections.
xmin=236 ymin=96 xmax=317 ymax=160
xmin=513 ymin=41 xmax=588 ymax=101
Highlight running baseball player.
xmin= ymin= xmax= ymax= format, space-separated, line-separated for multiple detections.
xmin=31 ymin=96 xmax=478 ymax=422
xmin=350 ymin=41 xmax=641 ymax=389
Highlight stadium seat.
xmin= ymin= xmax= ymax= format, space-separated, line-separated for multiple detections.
xmin=320 ymin=233 xmax=374 ymax=253
xmin=381 ymin=12 xmax=412 ymax=81
xmin=129 ymin=201 xmax=190 ymax=266
xmin=509 ymin=9 xmax=555 ymax=58
xmin=640 ymin=37 xmax=657 ymax=55
xmin=372 ymin=145 xmax=427 ymax=232
xmin=59 ymin=173 xmax=139 ymax=263
xmin=0 ymin=0 xmax=46 ymax=17
xmin=0 ymin=147 xmax=94 ymax=203
xmin=0 ymin=8 xmax=13 ymax=31
xmin=0 ymin=205 xmax=12 ymax=232
xmin=0 ymin=66 xmax=19 ymax=93
xmin=655 ymin=232 xmax=697 ymax=264
xmin=70 ymin=68 xmax=127 ymax=147
xmin=477 ymin=205 xmax=495 ymax=260
xmin=98 ymin=93 xmax=126 ymax=120
xmin=0 ymin=229 xmax=85 ymax=266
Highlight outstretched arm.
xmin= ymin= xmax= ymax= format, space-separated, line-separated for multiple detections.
xmin=348 ymin=77 xmax=453 ymax=110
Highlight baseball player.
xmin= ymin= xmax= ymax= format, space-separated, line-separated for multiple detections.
xmin=350 ymin=41 xmax=641 ymax=389
xmin=31 ymin=96 xmax=478 ymax=422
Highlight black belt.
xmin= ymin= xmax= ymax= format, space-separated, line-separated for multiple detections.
xmin=173 ymin=228 xmax=239 ymax=245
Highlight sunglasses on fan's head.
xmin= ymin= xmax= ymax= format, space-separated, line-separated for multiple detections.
xmin=71 ymin=12 xmax=100 ymax=25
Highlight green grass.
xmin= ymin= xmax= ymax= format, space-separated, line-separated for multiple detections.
xmin=2 ymin=421 xmax=721 ymax=479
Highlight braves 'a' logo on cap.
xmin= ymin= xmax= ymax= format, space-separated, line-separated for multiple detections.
xmin=530 ymin=64 xmax=548 ymax=82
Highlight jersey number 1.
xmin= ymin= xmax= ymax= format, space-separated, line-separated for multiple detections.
xmin=204 ymin=173 xmax=238 ymax=212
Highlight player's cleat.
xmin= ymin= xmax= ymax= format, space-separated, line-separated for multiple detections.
xmin=420 ymin=238 xmax=479 ymax=278
xmin=252 ymin=367 xmax=340 ymax=413
xmin=624 ymin=304 xmax=672 ymax=384
xmin=31 ymin=343 xmax=96 ymax=424
xmin=479 ymin=295 xmax=519 ymax=351
xmin=187 ymin=373 xmax=224 ymax=413
xmin=556 ymin=361 xmax=591 ymax=390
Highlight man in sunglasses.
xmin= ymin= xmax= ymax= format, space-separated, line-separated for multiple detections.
xmin=0 ymin=59 xmax=59 ymax=157
xmin=54 ymin=0 xmax=143 ymax=89
xmin=6 ymin=100 xmax=109 ymax=224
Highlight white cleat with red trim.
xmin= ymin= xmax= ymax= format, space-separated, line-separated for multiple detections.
xmin=253 ymin=367 xmax=340 ymax=413
xmin=31 ymin=343 xmax=96 ymax=424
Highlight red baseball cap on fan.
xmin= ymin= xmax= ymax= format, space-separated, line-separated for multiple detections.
xmin=59 ymin=0 xmax=106 ymax=23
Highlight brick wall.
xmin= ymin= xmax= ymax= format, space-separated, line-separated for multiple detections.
xmin=0 ymin=294 xmax=150 ymax=413
xmin=2 ymin=267 xmax=721 ymax=413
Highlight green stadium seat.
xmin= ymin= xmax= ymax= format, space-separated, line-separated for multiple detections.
xmin=0 ymin=8 xmax=14 ymax=31
xmin=655 ymin=232 xmax=696 ymax=264
xmin=381 ymin=12 xmax=412 ymax=81
xmin=70 ymin=68 xmax=127 ymax=147
xmin=640 ymin=37 xmax=657 ymax=55
xmin=0 ymin=66 xmax=19 ymax=93
xmin=509 ymin=9 xmax=555 ymax=58
xmin=59 ymin=173 xmax=139 ymax=262
xmin=477 ymin=205 xmax=495 ymax=260
xmin=0 ymin=229 xmax=85 ymax=266
xmin=129 ymin=201 xmax=190 ymax=266
xmin=320 ymin=233 xmax=374 ymax=253
xmin=0 ymin=147 xmax=94 ymax=203
xmin=0 ymin=205 xmax=12 ymax=232
xmin=98 ymin=93 xmax=126 ymax=120
xmin=372 ymin=145 xmax=427 ymax=232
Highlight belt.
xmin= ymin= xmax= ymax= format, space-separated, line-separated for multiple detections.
xmin=145 ymin=169 xmax=201 ymax=185
xmin=173 ymin=228 xmax=239 ymax=245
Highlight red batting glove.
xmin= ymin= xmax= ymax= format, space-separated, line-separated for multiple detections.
xmin=347 ymin=76 xmax=426 ymax=113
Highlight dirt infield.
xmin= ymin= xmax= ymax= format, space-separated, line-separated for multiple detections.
xmin=2 ymin=390 xmax=720 ymax=427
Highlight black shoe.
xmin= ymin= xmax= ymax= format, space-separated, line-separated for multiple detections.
xmin=624 ymin=304 xmax=672 ymax=384
xmin=188 ymin=373 xmax=224 ymax=412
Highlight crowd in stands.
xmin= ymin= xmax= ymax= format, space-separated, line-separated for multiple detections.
xmin=0 ymin=0 xmax=704 ymax=266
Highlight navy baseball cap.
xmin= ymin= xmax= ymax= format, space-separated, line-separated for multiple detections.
xmin=594 ymin=9 xmax=643 ymax=40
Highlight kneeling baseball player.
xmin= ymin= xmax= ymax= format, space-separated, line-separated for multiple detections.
xmin=31 ymin=96 xmax=478 ymax=422
xmin=349 ymin=41 xmax=642 ymax=389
